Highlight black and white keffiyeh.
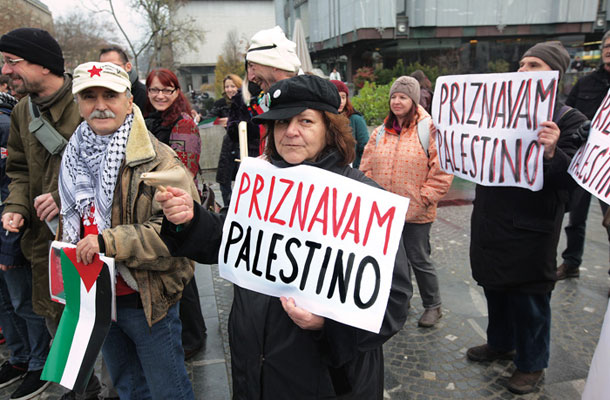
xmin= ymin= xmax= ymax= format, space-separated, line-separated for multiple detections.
xmin=59 ymin=114 xmax=133 ymax=244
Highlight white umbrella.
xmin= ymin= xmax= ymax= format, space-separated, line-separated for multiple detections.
xmin=292 ymin=19 xmax=313 ymax=73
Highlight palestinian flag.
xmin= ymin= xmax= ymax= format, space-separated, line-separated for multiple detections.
xmin=42 ymin=246 xmax=113 ymax=392
xmin=199 ymin=116 xmax=220 ymax=128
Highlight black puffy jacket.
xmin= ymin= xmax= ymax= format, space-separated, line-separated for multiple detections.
xmin=470 ymin=101 xmax=588 ymax=293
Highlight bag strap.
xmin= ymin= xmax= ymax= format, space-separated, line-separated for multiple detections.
xmin=28 ymin=98 xmax=68 ymax=155
xmin=553 ymin=104 xmax=572 ymax=124
xmin=375 ymin=117 xmax=432 ymax=157
xmin=375 ymin=126 xmax=385 ymax=147
xmin=29 ymin=98 xmax=40 ymax=119
xmin=417 ymin=117 xmax=431 ymax=157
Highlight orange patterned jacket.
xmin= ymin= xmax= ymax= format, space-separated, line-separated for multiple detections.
xmin=360 ymin=105 xmax=453 ymax=223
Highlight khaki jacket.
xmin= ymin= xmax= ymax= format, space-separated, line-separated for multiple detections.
xmin=99 ymin=107 xmax=198 ymax=326
xmin=4 ymin=85 xmax=81 ymax=319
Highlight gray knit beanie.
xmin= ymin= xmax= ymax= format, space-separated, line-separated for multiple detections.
xmin=522 ymin=41 xmax=570 ymax=80
xmin=389 ymin=76 xmax=420 ymax=104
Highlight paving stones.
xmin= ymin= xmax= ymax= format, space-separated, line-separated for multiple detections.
xmin=1 ymin=175 xmax=607 ymax=399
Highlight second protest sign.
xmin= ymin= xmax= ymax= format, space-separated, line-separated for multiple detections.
xmin=432 ymin=71 xmax=559 ymax=191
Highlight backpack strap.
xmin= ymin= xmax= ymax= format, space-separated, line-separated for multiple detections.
xmin=375 ymin=125 xmax=385 ymax=147
xmin=376 ymin=118 xmax=432 ymax=157
xmin=417 ymin=117 xmax=431 ymax=157
xmin=553 ymin=104 xmax=572 ymax=124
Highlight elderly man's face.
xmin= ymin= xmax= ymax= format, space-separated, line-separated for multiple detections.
xmin=247 ymin=61 xmax=277 ymax=91
xmin=77 ymin=87 xmax=133 ymax=136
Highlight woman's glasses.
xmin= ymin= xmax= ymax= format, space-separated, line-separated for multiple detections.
xmin=148 ymin=87 xmax=177 ymax=95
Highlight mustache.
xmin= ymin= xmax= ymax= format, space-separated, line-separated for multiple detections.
xmin=89 ymin=110 xmax=116 ymax=119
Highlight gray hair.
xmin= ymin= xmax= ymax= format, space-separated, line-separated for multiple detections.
xmin=602 ymin=30 xmax=610 ymax=49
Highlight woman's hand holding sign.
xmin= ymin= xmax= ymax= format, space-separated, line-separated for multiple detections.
xmin=538 ymin=120 xmax=560 ymax=160
xmin=155 ymin=186 xmax=194 ymax=225
xmin=280 ymin=296 xmax=324 ymax=330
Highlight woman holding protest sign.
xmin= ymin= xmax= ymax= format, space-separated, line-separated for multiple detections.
xmin=156 ymin=75 xmax=412 ymax=399
xmin=360 ymin=76 xmax=453 ymax=328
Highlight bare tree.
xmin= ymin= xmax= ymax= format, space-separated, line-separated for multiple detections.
xmin=214 ymin=30 xmax=246 ymax=96
xmin=95 ymin=0 xmax=203 ymax=74
xmin=54 ymin=12 xmax=119 ymax=71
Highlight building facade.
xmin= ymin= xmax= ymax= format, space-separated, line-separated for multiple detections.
xmin=173 ymin=0 xmax=275 ymax=93
xmin=1 ymin=0 xmax=53 ymax=35
xmin=276 ymin=0 xmax=609 ymax=82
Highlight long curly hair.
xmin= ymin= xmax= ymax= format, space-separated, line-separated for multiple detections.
xmin=145 ymin=68 xmax=192 ymax=126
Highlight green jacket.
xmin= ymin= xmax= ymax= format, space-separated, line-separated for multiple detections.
xmin=4 ymin=82 xmax=81 ymax=319
xmin=99 ymin=107 xmax=198 ymax=327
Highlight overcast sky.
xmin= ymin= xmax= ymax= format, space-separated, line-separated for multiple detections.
xmin=45 ymin=0 xmax=145 ymax=43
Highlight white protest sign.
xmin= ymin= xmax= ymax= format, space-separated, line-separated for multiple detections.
xmin=218 ymin=157 xmax=409 ymax=333
xmin=568 ymin=89 xmax=610 ymax=204
xmin=432 ymin=71 xmax=559 ymax=191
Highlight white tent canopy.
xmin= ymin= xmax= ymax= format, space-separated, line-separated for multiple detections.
xmin=292 ymin=19 xmax=313 ymax=73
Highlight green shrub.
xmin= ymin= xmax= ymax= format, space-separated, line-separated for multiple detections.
xmin=351 ymin=80 xmax=394 ymax=126
xmin=372 ymin=60 xmax=447 ymax=88
xmin=403 ymin=61 xmax=447 ymax=88
xmin=375 ymin=59 xmax=407 ymax=85
xmin=352 ymin=66 xmax=376 ymax=89
xmin=487 ymin=59 xmax=509 ymax=73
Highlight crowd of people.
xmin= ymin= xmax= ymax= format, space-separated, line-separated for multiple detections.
xmin=0 ymin=21 xmax=606 ymax=400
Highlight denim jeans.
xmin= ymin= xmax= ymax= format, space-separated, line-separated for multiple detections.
xmin=102 ymin=302 xmax=194 ymax=400
xmin=0 ymin=265 xmax=50 ymax=371
xmin=562 ymin=186 xmax=610 ymax=268
xmin=484 ymin=289 xmax=551 ymax=372
xmin=402 ymin=222 xmax=441 ymax=309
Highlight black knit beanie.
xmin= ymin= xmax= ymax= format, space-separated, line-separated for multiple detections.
xmin=522 ymin=41 xmax=570 ymax=80
xmin=0 ymin=28 xmax=64 ymax=76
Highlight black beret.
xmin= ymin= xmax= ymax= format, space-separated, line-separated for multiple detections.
xmin=253 ymin=75 xmax=340 ymax=123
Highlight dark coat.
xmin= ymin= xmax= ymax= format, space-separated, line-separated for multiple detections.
xmin=470 ymin=101 xmax=588 ymax=293
xmin=209 ymin=97 xmax=231 ymax=118
xmin=214 ymin=96 xmax=240 ymax=185
xmin=129 ymin=69 xmax=147 ymax=111
xmin=4 ymin=77 xmax=81 ymax=319
xmin=162 ymin=151 xmax=412 ymax=399
xmin=226 ymin=88 xmax=262 ymax=157
xmin=0 ymin=105 xmax=26 ymax=267
xmin=566 ymin=65 xmax=610 ymax=119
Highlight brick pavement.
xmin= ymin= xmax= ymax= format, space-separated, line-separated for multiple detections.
xmin=1 ymin=177 xmax=609 ymax=399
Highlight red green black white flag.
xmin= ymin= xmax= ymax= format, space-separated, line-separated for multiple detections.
xmin=42 ymin=242 xmax=115 ymax=392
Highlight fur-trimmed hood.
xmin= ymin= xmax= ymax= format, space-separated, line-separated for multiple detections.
xmin=125 ymin=104 xmax=156 ymax=166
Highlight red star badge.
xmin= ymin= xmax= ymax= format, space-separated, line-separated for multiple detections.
xmin=88 ymin=65 xmax=102 ymax=77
